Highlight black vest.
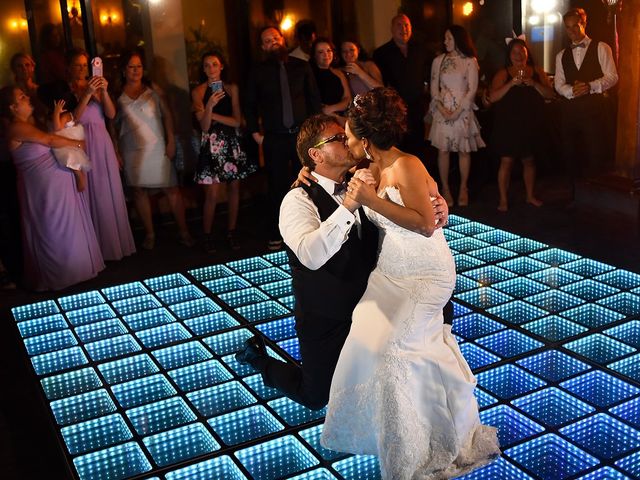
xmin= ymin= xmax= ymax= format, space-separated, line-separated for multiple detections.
xmin=561 ymin=41 xmax=604 ymax=85
xmin=285 ymin=182 xmax=378 ymax=322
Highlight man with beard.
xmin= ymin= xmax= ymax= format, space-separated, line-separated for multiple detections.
xmin=245 ymin=26 xmax=322 ymax=250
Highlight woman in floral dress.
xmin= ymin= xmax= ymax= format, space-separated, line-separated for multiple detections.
xmin=191 ymin=51 xmax=255 ymax=252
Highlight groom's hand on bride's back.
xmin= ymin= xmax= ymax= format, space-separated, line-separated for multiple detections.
xmin=432 ymin=194 xmax=449 ymax=229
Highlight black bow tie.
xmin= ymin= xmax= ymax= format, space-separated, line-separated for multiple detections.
xmin=333 ymin=181 xmax=348 ymax=195
xmin=571 ymin=42 xmax=586 ymax=49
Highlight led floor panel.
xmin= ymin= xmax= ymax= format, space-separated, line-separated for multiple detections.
xmin=10 ymin=215 xmax=640 ymax=480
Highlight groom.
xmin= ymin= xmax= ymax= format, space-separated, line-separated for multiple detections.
xmin=237 ymin=114 xmax=450 ymax=409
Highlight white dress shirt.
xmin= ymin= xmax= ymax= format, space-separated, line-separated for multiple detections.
xmin=279 ymin=173 xmax=360 ymax=271
xmin=554 ymin=36 xmax=618 ymax=99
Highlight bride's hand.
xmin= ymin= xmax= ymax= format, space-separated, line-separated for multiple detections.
xmin=432 ymin=194 xmax=449 ymax=228
xmin=353 ymin=168 xmax=376 ymax=186
xmin=347 ymin=178 xmax=376 ymax=206
xmin=291 ymin=166 xmax=318 ymax=188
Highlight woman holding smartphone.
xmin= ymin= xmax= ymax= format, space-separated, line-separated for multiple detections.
xmin=191 ymin=50 xmax=254 ymax=253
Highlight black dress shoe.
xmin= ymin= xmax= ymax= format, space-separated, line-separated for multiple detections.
xmin=235 ymin=336 xmax=268 ymax=366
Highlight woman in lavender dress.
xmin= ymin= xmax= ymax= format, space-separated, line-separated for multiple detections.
xmin=0 ymin=86 xmax=104 ymax=291
xmin=63 ymin=49 xmax=136 ymax=260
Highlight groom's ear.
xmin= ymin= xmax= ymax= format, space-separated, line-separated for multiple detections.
xmin=308 ymin=147 xmax=323 ymax=165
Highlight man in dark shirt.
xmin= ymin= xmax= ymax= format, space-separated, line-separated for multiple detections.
xmin=373 ymin=14 xmax=431 ymax=158
xmin=245 ymin=26 xmax=322 ymax=250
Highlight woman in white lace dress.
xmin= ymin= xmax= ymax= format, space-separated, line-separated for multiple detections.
xmin=428 ymin=25 xmax=485 ymax=207
xmin=321 ymin=88 xmax=499 ymax=479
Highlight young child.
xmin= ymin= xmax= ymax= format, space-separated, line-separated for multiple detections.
xmin=51 ymin=99 xmax=90 ymax=192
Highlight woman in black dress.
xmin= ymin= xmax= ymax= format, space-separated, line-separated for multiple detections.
xmin=311 ymin=38 xmax=351 ymax=125
xmin=489 ymin=38 xmax=554 ymax=211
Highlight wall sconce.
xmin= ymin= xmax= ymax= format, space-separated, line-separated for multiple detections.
xmin=280 ymin=14 xmax=295 ymax=33
xmin=462 ymin=2 xmax=474 ymax=16
xmin=99 ymin=11 xmax=120 ymax=26
xmin=8 ymin=18 xmax=28 ymax=31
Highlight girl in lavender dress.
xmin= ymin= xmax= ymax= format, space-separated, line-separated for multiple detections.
xmin=0 ymin=86 xmax=104 ymax=291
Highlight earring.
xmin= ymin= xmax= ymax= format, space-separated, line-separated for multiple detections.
xmin=363 ymin=145 xmax=372 ymax=160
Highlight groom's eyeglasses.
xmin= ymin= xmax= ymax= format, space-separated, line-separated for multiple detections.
xmin=313 ymin=133 xmax=348 ymax=148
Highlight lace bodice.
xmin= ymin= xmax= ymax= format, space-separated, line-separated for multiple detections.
xmin=364 ymin=186 xmax=455 ymax=280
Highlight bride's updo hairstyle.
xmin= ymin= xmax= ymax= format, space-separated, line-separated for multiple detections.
xmin=347 ymin=87 xmax=407 ymax=151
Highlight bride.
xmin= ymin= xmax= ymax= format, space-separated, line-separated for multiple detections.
xmin=320 ymin=88 xmax=499 ymax=479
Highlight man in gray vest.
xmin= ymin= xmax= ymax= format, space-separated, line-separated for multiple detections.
xmin=554 ymin=7 xmax=618 ymax=177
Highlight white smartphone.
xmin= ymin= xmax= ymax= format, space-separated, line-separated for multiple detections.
xmin=91 ymin=57 xmax=103 ymax=77
xmin=209 ymin=80 xmax=223 ymax=92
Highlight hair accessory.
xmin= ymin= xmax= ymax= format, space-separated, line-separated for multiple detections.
xmin=505 ymin=31 xmax=526 ymax=46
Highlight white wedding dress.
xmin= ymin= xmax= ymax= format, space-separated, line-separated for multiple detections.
xmin=321 ymin=187 xmax=500 ymax=479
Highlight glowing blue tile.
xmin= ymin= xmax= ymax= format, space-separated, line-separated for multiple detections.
xmin=144 ymin=273 xmax=190 ymax=292
xmin=66 ymin=304 xmax=117 ymax=326
xmin=476 ymin=364 xmax=546 ymax=400
xmin=59 ymin=291 xmax=105 ymax=311
xmin=41 ymin=367 xmax=102 ymax=401
xmin=595 ymin=270 xmax=640 ymax=290
xmin=528 ymin=267 xmax=584 ymax=288
xmin=453 ymin=301 xmax=473 ymax=317
xmin=209 ymin=404 xmax=284 ymax=445
xmin=168 ymin=359 xmax=232 ymax=392
xmin=187 ymin=381 xmax=257 ymax=416
xmin=51 ymin=389 xmax=116 ymax=426
xmin=444 ymin=228 xmax=464 ymax=241
xmin=299 ymin=424 xmax=348 ymax=461
xmin=98 ymin=354 xmax=159 ymax=385
xmin=449 ymin=237 xmax=491 ymax=254
xmin=455 ymin=274 xmax=479 ymax=293
xmin=450 ymin=221 xmax=493 ymax=236
xmin=73 ymin=442 xmax=152 ymax=480
xmin=288 ymin=468 xmax=339 ymax=480
xmin=135 ymin=322 xmax=192 ymax=349
xmin=166 ymin=456 xmax=247 ymax=480
xmin=463 ymin=265 xmax=517 ymax=285
xmin=561 ymin=370 xmax=640 ymax=407
xmin=189 ymin=264 xmax=235 ymax=282
xmin=236 ymin=435 xmax=319 ymax=480
xmin=561 ymin=279 xmax=621 ymax=302
xmin=610 ymin=396 xmax=640 ymax=429
xmin=476 ymin=330 xmax=543 ymax=358
xmin=530 ymin=248 xmax=582 ymax=266
xmin=492 ymin=278 xmax=548 ymax=299
xmin=17 ymin=314 xmax=68 ymax=338
xmin=458 ymin=456 xmax=534 ymax=479
xmin=516 ymin=349 xmax=590 ymax=382
xmin=144 ymin=422 xmax=220 ymax=467
xmin=204 ymin=328 xmax=253 ymax=355
xmin=85 ymin=334 xmax=141 ymax=362
xmin=474 ymin=229 xmax=520 ymax=245
xmin=453 ymin=313 xmax=505 ymax=340
xmin=112 ymin=373 xmax=176 ymax=409
xmin=598 ymin=292 xmax=640 ymax=317
xmin=170 ymin=297 xmax=222 ymax=320
xmin=256 ymin=317 xmax=297 ymax=342
xmin=609 ymin=353 xmax=640 ymax=382
xmin=606 ymin=320 xmax=640 ymax=349
xmin=616 ymin=451 xmax=640 ymax=478
xmin=113 ymin=294 xmax=162 ymax=316
xmin=457 ymin=288 xmax=513 ymax=309
xmin=127 ymin=397 xmax=196 ymax=435
xmin=561 ymin=304 xmax=625 ymax=329
xmin=101 ymin=281 xmax=148 ymax=301
xmin=578 ymin=467 xmax=632 ymax=479
xmin=152 ymin=341 xmax=213 ymax=370
xmin=243 ymin=373 xmax=282 ymax=400
xmin=468 ymin=246 xmax=518 ymax=263
xmin=501 ymin=238 xmax=548 ymax=255
xmin=278 ymin=337 xmax=301 ymax=361
xmin=332 ymin=455 xmax=381 ymax=480
xmin=487 ymin=300 xmax=548 ymax=325
xmin=497 ymin=257 xmax=548 ymax=275
xmin=525 ymin=290 xmax=585 ymax=314
xmin=479 ymin=404 xmax=544 ymax=447
xmin=522 ymin=315 xmax=588 ymax=342
xmin=75 ymin=318 xmax=128 ymax=343
xmin=454 ymin=254 xmax=485 ymax=273
xmin=183 ymin=311 xmax=239 ymax=336
xmin=219 ymin=287 xmax=270 ymax=307
xmin=237 ymin=300 xmax=291 ymax=322
xmin=227 ymin=256 xmax=273 ymax=274
xmin=156 ymin=285 xmax=205 ymax=305
xmin=261 ymin=279 xmax=293 ymax=298
xmin=512 ymin=387 xmax=594 ymax=427
xmin=279 ymin=294 xmax=296 ymax=310
xmin=447 ymin=214 xmax=470 ymax=226
xmin=475 ymin=388 xmax=498 ymax=409
xmin=24 ymin=329 xmax=77 ymax=356
xmin=560 ymin=413 xmax=640 ymax=460
xmin=244 ymin=267 xmax=291 ymax=285
xmin=268 ymin=397 xmax=326 ymax=426
xmin=562 ymin=258 xmax=616 ymax=278
xmin=31 ymin=346 xmax=88 ymax=376
xmin=460 ymin=343 xmax=501 ymax=370
xmin=505 ymin=434 xmax=598 ymax=479
xmin=61 ymin=413 xmax=133 ymax=455
xmin=122 ymin=307 xmax=176 ymax=331
xmin=564 ymin=334 xmax=635 ymax=364
xmin=203 ymin=275 xmax=251 ymax=295
xmin=12 ymin=301 xmax=60 ymax=323
xmin=263 ymin=250 xmax=289 ymax=265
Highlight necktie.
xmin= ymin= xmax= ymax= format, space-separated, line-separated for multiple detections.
xmin=279 ymin=61 xmax=294 ymax=129
xmin=571 ymin=42 xmax=586 ymax=49
xmin=333 ymin=181 xmax=348 ymax=195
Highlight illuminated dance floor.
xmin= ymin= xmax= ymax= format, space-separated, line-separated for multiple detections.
xmin=10 ymin=214 xmax=640 ymax=480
